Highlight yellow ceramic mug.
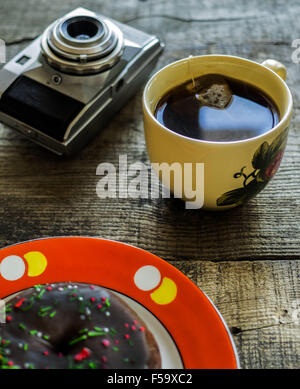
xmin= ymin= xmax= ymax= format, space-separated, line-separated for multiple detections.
xmin=143 ymin=55 xmax=293 ymax=210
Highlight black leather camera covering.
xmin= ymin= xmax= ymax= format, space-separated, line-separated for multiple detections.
xmin=0 ymin=76 xmax=84 ymax=141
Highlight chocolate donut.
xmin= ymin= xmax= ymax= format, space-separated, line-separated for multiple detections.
xmin=0 ymin=283 xmax=161 ymax=369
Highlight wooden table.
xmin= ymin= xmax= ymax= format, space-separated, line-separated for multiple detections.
xmin=0 ymin=0 xmax=299 ymax=369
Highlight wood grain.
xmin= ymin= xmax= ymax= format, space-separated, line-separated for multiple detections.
xmin=174 ymin=260 xmax=300 ymax=369
xmin=0 ymin=0 xmax=299 ymax=368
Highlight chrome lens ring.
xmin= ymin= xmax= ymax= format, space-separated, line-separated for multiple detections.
xmin=41 ymin=13 xmax=124 ymax=74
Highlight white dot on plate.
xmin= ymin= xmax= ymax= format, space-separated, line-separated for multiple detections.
xmin=0 ymin=255 xmax=26 ymax=281
xmin=134 ymin=265 xmax=161 ymax=291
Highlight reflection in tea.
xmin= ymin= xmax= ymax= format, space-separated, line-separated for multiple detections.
xmin=155 ymin=74 xmax=279 ymax=142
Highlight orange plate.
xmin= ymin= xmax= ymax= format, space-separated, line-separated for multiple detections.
xmin=0 ymin=237 xmax=239 ymax=369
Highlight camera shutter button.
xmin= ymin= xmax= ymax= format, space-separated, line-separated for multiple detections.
xmin=51 ymin=74 xmax=62 ymax=85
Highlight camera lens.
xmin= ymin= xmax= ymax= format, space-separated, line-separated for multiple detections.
xmin=62 ymin=16 xmax=103 ymax=41
xmin=67 ymin=20 xmax=98 ymax=40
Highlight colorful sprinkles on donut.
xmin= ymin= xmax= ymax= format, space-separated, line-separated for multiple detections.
xmin=0 ymin=283 xmax=161 ymax=369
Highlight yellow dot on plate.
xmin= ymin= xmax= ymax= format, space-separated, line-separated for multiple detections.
xmin=24 ymin=251 xmax=47 ymax=277
xmin=150 ymin=277 xmax=177 ymax=305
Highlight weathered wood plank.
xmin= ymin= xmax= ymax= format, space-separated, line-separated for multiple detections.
xmin=173 ymin=260 xmax=300 ymax=369
xmin=0 ymin=104 xmax=298 ymax=261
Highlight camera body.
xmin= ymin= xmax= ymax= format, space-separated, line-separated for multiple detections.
xmin=0 ymin=8 xmax=164 ymax=155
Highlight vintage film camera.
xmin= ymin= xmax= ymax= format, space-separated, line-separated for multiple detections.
xmin=0 ymin=7 xmax=164 ymax=155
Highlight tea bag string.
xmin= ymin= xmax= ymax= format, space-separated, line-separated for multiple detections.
xmin=187 ymin=56 xmax=196 ymax=91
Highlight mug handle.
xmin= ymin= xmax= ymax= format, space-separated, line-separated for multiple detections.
xmin=261 ymin=59 xmax=287 ymax=80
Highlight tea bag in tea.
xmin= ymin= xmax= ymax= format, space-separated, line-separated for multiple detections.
xmin=192 ymin=75 xmax=232 ymax=109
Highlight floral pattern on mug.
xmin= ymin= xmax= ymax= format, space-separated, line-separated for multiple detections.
xmin=216 ymin=128 xmax=289 ymax=207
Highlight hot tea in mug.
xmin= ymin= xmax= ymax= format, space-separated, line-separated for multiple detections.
xmin=155 ymin=74 xmax=280 ymax=142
